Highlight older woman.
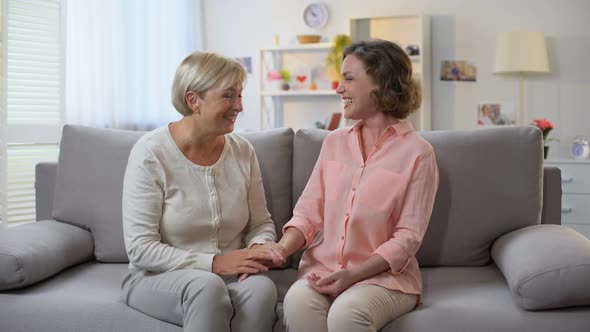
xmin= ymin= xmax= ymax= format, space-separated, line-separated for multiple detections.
xmin=121 ymin=52 xmax=283 ymax=332
xmin=278 ymin=40 xmax=439 ymax=331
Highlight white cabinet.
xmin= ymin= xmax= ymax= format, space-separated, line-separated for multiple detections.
xmin=544 ymin=159 xmax=590 ymax=239
xmin=349 ymin=14 xmax=431 ymax=131
xmin=258 ymin=43 xmax=340 ymax=130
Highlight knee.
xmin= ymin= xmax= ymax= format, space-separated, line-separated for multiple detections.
xmin=283 ymin=282 xmax=318 ymax=321
xmin=184 ymin=272 xmax=231 ymax=311
xmin=240 ymin=276 xmax=277 ymax=315
xmin=254 ymin=276 xmax=278 ymax=311
xmin=327 ymin=300 xmax=371 ymax=330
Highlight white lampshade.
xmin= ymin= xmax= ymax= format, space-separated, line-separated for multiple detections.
xmin=494 ymin=31 xmax=550 ymax=74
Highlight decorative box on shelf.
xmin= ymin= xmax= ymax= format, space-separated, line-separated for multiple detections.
xmin=544 ymin=159 xmax=590 ymax=239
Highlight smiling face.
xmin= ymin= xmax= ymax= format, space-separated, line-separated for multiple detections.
xmin=187 ymin=83 xmax=243 ymax=135
xmin=336 ymin=54 xmax=380 ymax=121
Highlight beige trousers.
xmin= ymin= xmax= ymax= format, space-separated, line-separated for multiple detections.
xmin=283 ymin=279 xmax=417 ymax=332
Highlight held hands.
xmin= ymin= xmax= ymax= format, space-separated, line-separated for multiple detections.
xmin=237 ymin=242 xmax=288 ymax=282
xmin=306 ymin=270 xmax=355 ymax=298
xmin=253 ymin=242 xmax=288 ymax=268
xmin=212 ymin=246 xmax=278 ymax=276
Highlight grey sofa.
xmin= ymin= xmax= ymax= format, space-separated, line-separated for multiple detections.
xmin=2 ymin=124 xmax=590 ymax=332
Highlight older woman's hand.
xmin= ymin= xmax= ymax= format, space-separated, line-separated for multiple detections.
xmin=237 ymin=242 xmax=288 ymax=282
xmin=212 ymin=248 xmax=276 ymax=276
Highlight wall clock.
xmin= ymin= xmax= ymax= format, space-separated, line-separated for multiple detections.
xmin=303 ymin=2 xmax=329 ymax=29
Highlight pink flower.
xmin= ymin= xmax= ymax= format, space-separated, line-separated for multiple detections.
xmin=530 ymin=118 xmax=557 ymax=142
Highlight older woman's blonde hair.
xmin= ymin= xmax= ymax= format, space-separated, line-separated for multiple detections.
xmin=171 ymin=52 xmax=247 ymax=116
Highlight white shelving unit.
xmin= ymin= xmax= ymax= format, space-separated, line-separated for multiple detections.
xmin=259 ymin=15 xmax=431 ymax=131
xmin=259 ymin=43 xmax=341 ymax=129
xmin=349 ymin=14 xmax=431 ymax=131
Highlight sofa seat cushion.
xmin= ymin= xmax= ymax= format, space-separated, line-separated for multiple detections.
xmin=0 ymin=262 xmax=181 ymax=332
xmin=492 ymin=224 xmax=590 ymax=310
xmin=381 ymin=265 xmax=590 ymax=332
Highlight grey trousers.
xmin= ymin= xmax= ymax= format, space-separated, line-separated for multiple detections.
xmin=121 ymin=268 xmax=277 ymax=332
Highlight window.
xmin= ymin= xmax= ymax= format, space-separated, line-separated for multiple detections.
xmin=1 ymin=0 xmax=64 ymax=226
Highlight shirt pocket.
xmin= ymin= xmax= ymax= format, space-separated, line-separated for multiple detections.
xmin=358 ymin=168 xmax=406 ymax=213
xmin=324 ymin=160 xmax=348 ymax=201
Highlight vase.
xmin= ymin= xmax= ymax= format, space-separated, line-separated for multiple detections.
xmin=544 ymin=146 xmax=549 ymax=159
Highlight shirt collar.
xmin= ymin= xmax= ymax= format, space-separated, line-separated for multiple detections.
xmin=346 ymin=120 xmax=415 ymax=136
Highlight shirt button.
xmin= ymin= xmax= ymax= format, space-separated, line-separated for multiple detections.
xmin=345 ymin=212 xmax=350 ymax=217
xmin=352 ymin=187 xmax=356 ymax=191
xmin=341 ymin=236 xmax=344 ymax=240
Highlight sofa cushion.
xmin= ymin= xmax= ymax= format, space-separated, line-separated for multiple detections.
xmin=290 ymin=128 xmax=329 ymax=267
xmin=381 ymin=265 xmax=590 ymax=332
xmin=417 ymin=126 xmax=543 ymax=266
xmin=0 ymin=262 xmax=181 ymax=332
xmin=52 ymin=125 xmax=294 ymax=263
xmin=491 ymin=224 xmax=590 ymax=310
xmin=52 ymin=125 xmax=145 ymax=262
xmin=239 ymin=128 xmax=294 ymax=240
xmin=290 ymin=126 xmax=543 ymax=267
xmin=0 ymin=220 xmax=94 ymax=290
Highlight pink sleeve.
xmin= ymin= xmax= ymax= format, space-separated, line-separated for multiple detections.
xmin=282 ymin=140 xmax=330 ymax=247
xmin=373 ymin=151 xmax=439 ymax=273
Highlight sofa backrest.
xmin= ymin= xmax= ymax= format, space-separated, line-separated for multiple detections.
xmin=292 ymin=126 xmax=544 ymax=267
xmin=49 ymin=124 xmax=544 ymax=267
xmin=51 ymin=125 xmax=293 ymax=263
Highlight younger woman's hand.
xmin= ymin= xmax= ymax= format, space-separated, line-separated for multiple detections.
xmin=253 ymin=242 xmax=287 ymax=267
xmin=306 ymin=270 xmax=355 ymax=297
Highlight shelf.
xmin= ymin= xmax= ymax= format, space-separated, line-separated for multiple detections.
xmin=261 ymin=89 xmax=338 ymax=97
xmin=260 ymin=43 xmax=332 ymax=52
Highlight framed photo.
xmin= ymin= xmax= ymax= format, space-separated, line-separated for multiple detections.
xmin=441 ymin=60 xmax=477 ymax=81
xmin=477 ymin=102 xmax=515 ymax=126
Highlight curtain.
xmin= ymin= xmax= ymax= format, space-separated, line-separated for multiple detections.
xmin=66 ymin=0 xmax=199 ymax=130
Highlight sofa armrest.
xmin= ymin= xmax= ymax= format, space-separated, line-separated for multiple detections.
xmin=0 ymin=220 xmax=94 ymax=290
xmin=35 ymin=162 xmax=58 ymax=222
xmin=541 ymin=166 xmax=561 ymax=225
xmin=491 ymin=224 xmax=590 ymax=310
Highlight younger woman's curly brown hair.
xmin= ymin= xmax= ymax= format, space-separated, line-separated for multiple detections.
xmin=343 ymin=40 xmax=422 ymax=119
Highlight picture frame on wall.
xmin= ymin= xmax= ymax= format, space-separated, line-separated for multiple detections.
xmin=441 ymin=60 xmax=477 ymax=81
xmin=477 ymin=102 xmax=515 ymax=126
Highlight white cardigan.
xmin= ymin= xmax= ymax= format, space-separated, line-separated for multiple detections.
xmin=122 ymin=126 xmax=276 ymax=273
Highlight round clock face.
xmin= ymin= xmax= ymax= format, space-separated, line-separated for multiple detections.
xmin=303 ymin=3 xmax=329 ymax=29
xmin=572 ymin=137 xmax=590 ymax=160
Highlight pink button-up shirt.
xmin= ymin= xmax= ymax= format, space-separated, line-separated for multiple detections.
xmin=283 ymin=121 xmax=439 ymax=298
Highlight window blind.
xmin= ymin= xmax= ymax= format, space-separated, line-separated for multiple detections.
xmin=4 ymin=0 xmax=63 ymax=226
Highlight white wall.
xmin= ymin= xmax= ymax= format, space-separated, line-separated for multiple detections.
xmin=204 ymin=0 xmax=590 ymax=159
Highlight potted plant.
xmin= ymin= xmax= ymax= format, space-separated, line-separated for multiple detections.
xmin=531 ymin=118 xmax=559 ymax=159
xmin=325 ymin=34 xmax=351 ymax=89
xmin=279 ymin=69 xmax=292 ymax=91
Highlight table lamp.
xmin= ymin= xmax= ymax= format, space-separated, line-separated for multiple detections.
xmin=493 ymin=31 xmax=550 ymax=125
